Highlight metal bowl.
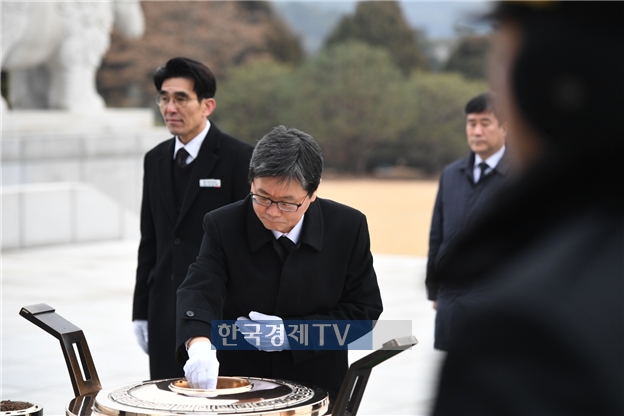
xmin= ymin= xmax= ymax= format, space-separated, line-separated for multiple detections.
xmin=169 ymin=377 xmax=253 ymax=397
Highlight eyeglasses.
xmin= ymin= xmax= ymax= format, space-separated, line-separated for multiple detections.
xmin=251 ymin=193 xmax=308 ymax=212
xmin=154 ymin=94 xmax=199 ymax=108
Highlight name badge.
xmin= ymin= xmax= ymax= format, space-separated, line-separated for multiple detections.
xmin=199 ymin=179 xmax=221 ymax=188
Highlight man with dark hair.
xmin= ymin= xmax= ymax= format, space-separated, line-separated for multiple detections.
xmin=175 ymin=126 xmax=383 ymax=397
xmin=132 ymin=57 xmax=253 ymax=380
xmin=433 ymin=2 xmax=623 ymax=414
xmin=426 ymin=92 xmax=512 ymax=351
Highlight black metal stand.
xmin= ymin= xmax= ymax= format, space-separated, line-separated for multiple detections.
xmin=331 ymin=336 xmax=418 ymax=416
xmin=19 ymin=303 xmax=102 ymax=398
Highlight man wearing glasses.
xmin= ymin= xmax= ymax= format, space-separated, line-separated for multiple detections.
xmin=132 ymin=57 xmax=253 ymax=380
xmin=175 ymin=126 xmax=383 ymax=400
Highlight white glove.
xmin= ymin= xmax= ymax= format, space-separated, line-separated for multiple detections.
xmin=184 ymin=341 xmax=219 ymax=389
xmin=133 ymin=320 xmax=148 ymax=354
xmin=235 ymin=311 xmax=290 ymax=352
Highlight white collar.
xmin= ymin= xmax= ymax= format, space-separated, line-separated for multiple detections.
xmin=271 ymin=214 xmax=305 ymax=244
xmin=173 ymin=120 xmax=211 ymax=160
xmin=475 ymin=145 xmax=505 ymax=168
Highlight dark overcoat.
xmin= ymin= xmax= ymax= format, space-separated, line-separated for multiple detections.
xmin=426 ymin=151 xmax=513 ymax=350
xmin=434 ymin=209 xmax=624 ymax=415
xmin=432 ymin=149 xmax=623 ymax=415
xmin=176 ymin=195 xmax=383 ymax=394
xmin=132 ymin=124 xmax=253 ymax=380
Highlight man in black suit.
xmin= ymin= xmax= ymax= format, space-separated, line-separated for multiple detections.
xmin=432 ymin=2 xmax=623 ymax=414
xmin=132 ymin=57 xmax=253 ymax=380
xmin=426 ymin=92 xmax=513 ymax=351
xmin=175 ymin=126 xmax=383 ymax=397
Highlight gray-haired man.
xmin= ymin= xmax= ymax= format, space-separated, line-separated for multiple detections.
xmin=175 ymin=126 xmax=383 ymax=398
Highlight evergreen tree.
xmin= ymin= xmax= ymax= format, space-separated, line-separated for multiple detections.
xmin=266 ymin=18 xmax=304 ymax=66
xmin=324 ymin=1 xmax=429 ymax=75
xmin=444 ymin=35 xmax=491 ymax=80
xmin=287 ymin=41 xmax=411 ymax=173
xmin=212 ymin=60 xmax=295 ymax=144
xmin=369 ymin=72 xmax=487 ymax=174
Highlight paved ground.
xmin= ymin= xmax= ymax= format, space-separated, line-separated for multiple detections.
xmin=1 ymin=240 xmax=445 ymax=415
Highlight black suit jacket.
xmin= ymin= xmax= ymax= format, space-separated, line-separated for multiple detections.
xmin=133 ymin=123 xmax=253 ymax=380
xmin=176 ymin=195 xmax=383 ymax=393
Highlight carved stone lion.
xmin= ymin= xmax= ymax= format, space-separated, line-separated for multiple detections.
xmin=2 ymin=1 xmax=144 ymax=111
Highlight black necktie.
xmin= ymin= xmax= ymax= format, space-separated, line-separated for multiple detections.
xmin=278 ymin=236 xmax=295 ymax=254
xmin=176 ymin=148 xmax=190 ymax=168
xmin=477 ymin=162 xmax=489 ymax=183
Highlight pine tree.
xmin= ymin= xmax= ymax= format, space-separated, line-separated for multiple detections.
xmin=324 ymin=1 xmax=429 ymax=75
xmin=444 ymin=35 xmax=491 ymax=80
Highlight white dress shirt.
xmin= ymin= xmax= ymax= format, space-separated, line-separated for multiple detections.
xmin=474 ymin=145 xmax=506 ymax=183
xmin=271 ymin=214 xmax=305 ymax=244
xmin=173 ymin=121 xmax=211 ymax=165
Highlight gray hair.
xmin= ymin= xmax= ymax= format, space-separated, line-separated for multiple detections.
xmin=249 ymin=126 xmax=323 ymax=195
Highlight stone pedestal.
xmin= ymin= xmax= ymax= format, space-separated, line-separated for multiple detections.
xmin=2 ymin=109 xmax=168 ymax=249
xmin=2 ymin=109 xmax=155 ymax=133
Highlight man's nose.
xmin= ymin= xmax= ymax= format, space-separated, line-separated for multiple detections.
xmin=164 ymin=101 xmax=178 ymax=113
xmin=266 ymin=202 xmax=282 ymax=216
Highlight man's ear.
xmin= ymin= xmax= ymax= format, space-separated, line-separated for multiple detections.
xmin=202 ymin=98 xmax=216 ymax=118
xmin=500 ymin=121 xmax=509 ymax=138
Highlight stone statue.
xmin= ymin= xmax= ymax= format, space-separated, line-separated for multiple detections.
xmin=1 ymin=1 xmax=144 ymax=111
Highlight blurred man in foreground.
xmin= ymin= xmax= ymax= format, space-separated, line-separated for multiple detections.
xmin=426 ymin=92 xmax=512 ymax=351
xmin=432 ymin=2 xmax=623 ymax=414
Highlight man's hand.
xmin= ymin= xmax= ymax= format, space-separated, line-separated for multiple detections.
xmin=235 ymin=311 xmax=290 ymax=352
xmin=433 ymin=301 xmax=438 ymax=310
xmin=132 ymin=320 xmax=148 ymax=354
xmin=184 ymin=340 xmax=219 ymax=389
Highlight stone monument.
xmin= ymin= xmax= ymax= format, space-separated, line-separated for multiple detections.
xmin=1 ymin=1 xmax=167 ymax=250
xmin=1 ymin=1 xmax=145 ymax=111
